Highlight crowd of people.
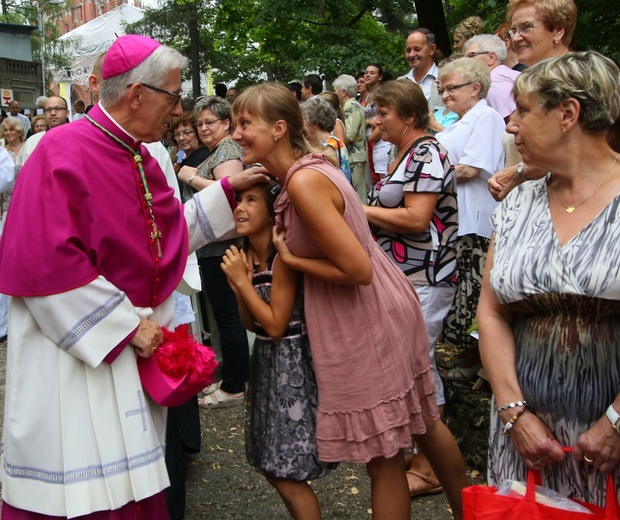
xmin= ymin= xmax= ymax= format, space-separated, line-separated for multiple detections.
xmin=0 ymin=0 xmax=619 ymax=518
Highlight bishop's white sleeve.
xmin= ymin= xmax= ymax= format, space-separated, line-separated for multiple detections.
xmin=23 ymin=276 xmax=141 ymax=368
xmin=183 ymin=180 xmax=238 ymax=254
xmin=0 ymin=147 xmax=15 ymax=193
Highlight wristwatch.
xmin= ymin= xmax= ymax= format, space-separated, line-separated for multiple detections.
xmin=516 ymin=162 xmax=528 ymax=181
xmin=606 ymin=404 xmax=620 ymax=435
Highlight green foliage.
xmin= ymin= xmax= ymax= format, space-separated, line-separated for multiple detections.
xmin=126 ymin=0 xmax=416 ymax=90
xmin=446 ymin=0 xmax=620 ymax=64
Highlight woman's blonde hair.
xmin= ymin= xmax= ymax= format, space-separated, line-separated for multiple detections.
xmin=454 ymin=16 xmax=485 ymax=40
xmin=514 ymin=51 xmax=620 ymax=134
xmin=30 ymin=114 xmax=48 ymax=132
xmin=507 ymin=0 xmax=577 ymax=46
xmin=233 ymin=83 xmax=310 ymax=157
xmin=1 ymin=116 xmax=26 ymax=142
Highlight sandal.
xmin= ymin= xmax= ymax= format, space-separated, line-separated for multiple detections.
xmin=202 ymin=381 xmax=222 ymax=396
xmin=406 ymin=470 xmax=443 ymax=498
xmin=198 ymin=389 xmax=244 ymax=409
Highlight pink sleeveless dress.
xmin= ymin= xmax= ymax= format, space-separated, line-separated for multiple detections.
xmin=274 ymin=154 xmax=439 ymax=463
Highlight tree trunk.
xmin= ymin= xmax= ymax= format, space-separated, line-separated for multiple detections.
xmin=188 ymin=0 xmax=201 ymax=99
xmin=413 ymin=0 xmax=451 ymax=58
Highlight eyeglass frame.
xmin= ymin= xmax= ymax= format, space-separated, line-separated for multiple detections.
xmin=437 ymin=82 xmax=474 ymax=95
xmin=196 ymin=119 xmax=222 ymax=128
xmin=126 ymin=83 xmax=182 ymax=106
xmin=43 ymin=106 xmax=68 ymax=113
xmin=465 ymin=51 xmax=491 ymax=58
xmin=173 ymin=129 xmax=196 ymax=139
xmin=507 ymin=22 xmax=537 ymax=40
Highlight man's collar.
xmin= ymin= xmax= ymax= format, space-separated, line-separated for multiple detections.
xmin=98 ymin=101 xmax=140 ymax=145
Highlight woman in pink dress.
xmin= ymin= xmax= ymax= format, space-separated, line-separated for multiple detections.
xmin=232 ymin=83 xmax=466 ymax=520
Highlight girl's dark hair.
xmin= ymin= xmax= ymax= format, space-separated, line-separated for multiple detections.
xmin=242 ymin=179 xmax=281 ymax=265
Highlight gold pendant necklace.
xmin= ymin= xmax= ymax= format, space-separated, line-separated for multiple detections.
xmin=555 ymin=154 xmax=618 ymax=213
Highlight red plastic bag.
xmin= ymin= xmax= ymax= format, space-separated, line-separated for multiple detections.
xmin=463 ymin=468 xmax=619 ymax=520
xmin=137 ymin=324 xmax=218 ymax=407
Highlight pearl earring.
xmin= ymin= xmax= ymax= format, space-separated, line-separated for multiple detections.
xmin=274 ymin=137 xmax=278 ymax=142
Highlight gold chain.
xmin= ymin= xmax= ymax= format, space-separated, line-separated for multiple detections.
xmin=554 ymin=154 xmax=618 ymax=213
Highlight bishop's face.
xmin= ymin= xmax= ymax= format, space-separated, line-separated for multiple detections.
xmin=135 ymin=68 xmax=183 ymax=143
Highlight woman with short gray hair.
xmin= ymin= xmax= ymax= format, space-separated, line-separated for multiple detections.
xmin=479 ymin=51 xmax=620 ymax=506
xmin=334 ymin=75 xmax=367 ymax=200
xmin=301 ymin=97 xmax=351 ymax=182
xmin=436 ymin=57 xmax=505 ymax=377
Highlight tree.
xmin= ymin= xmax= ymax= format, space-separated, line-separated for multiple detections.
xmin=445 ymin=0 xmax=620 ymax=64
xmin=127 ymin=0 xmax=418 ymax=92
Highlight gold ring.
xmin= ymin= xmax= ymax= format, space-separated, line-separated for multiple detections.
xmin=531 ymin=459 xmax=541 ymax=465
xmin=584 ymin=455 xmax=594 ymax=463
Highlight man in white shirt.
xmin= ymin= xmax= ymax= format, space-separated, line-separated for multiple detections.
xmin=24 ymin=95 xmax=69 ymax=159
xmin=400 ymin=28 xmax=444 ymax=110
xmin=72 ymin=99 xmax=86 ymax=121
xmin=8 ymin=101 xmax=31 ymax=135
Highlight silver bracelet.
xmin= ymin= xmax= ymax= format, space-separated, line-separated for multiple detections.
xmin=496 ymin=400 xmax=527 ymax=413
xmin=501 ymin=406 xmax=529 ymax=436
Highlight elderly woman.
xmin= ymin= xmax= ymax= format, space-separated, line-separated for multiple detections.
xmin=170 ymin=112 xmax=209 ymax=189
xmin=1 ymin=117 xmax=27 ymax=218
xmin=318 ymin=90 xmax=347 ymax=145
xmin=177 ymin=96 xmax=250 ymax=409
xmin=436 ymin=57 xmax=505 ymax=378
xmin=30 ymin=115 xmax=48 ymax=134
xmin=478 ymin=51 xmax=620 ymax=506
xmin=301 ymin=96 xmax=351 ymax=183
xmin=453 ymin=15 xmax=485 ymax=53
xmin=333 ymin=74 xmax=367 ymax=201
xmin=364 ymin=79 xmax=463 ymax=498
xmin=488 ymin=0 xmax=578 ymax=200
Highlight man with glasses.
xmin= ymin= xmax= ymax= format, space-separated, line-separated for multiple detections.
xmin=24 ymin=95 xmax=69 ymax=159
xmin=463 ymin=34 xmax=521 ymax=123
xmin=0 ymin=34 xmax=268 ymax=520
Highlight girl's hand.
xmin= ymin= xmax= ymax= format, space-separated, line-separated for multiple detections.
xmin=272 ymin=226 xmax=292 ymax=258
xmin=503 ymin=410 xmax=565 ymax=469
xmin=221 ymin=246 xmax=252 ymax=288
xmin=131 ymin=319 xmax=163 ymax=358
xmin=573 ymin=415 xmax=620 ymax=474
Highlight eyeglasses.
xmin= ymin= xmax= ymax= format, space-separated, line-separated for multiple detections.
xmin=173 ymin=130 xmax=196 ymax=139
xmin=127 ymin=83 xmax=182 ymax=106
xmin=507 ymin=22 xmax=537 ymax=39
xmin=197 ymin=119 xmax=221 ymax=128
xmin=438 ymin=82 xmax=473 ymax=95
xmin=465 ymin=51 xmax=490 ymax=58
xmin=44 ymin=106 xmax=67 ymax=113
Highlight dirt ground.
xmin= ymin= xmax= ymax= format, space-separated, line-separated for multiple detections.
xmin=182 ymin=339 xmax=490 ymax=519
xmin=0 ymin=339 xmax=488 ymax=519
xmin=185 ymin=403 xmax=471 ymax=519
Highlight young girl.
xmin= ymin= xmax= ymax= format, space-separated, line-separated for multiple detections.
xmin=231 ymin=83 xmax=467 ymax=520
xmin=221 ymin=181 xmax=334 ymax=520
